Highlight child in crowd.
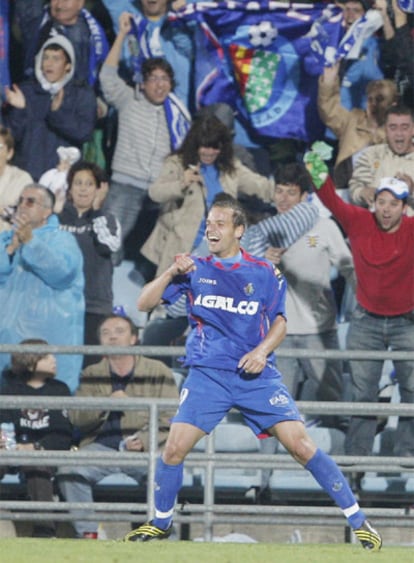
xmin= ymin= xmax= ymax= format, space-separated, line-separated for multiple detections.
xmin=4 ymin=36 xmax=96 ymax=181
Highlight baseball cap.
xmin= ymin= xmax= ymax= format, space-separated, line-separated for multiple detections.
xmin=376 ymin=177 xmax=409 ymax=199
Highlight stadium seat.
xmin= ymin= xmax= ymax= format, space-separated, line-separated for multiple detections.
xmin=185 ymin=421 xmax=262 ymax=490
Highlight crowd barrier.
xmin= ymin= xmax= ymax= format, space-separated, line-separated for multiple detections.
xmin=0 ymin=344 xmax=414 ymax=541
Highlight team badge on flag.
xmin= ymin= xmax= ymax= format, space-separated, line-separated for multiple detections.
xmin=171 ymin=1 xmax=345 ymax=142
xmin=230 ymin=45 xmax=281 ymax=113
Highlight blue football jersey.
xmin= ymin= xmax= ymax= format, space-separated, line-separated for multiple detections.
xmin=162 ymin=249 xmax=287 ymax=371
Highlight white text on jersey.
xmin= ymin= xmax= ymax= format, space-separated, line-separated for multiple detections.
xmin=194 ymin=294 xmax=259 ymax=315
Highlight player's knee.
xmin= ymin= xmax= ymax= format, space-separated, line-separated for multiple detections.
xmin=163 ymin=440 xmax=187 ymax=465
xmin=287 ymin=436 xmax=316 ymax=465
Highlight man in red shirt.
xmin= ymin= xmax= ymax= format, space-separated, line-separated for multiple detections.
xmin=309 ymin=158 xmax=414 ymax=475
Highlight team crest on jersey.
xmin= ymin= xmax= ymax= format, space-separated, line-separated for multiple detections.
xmin=244 ymin=282 xmax=255 ymax=296
xmin=306 ymin=234 xmax=319 ymax=248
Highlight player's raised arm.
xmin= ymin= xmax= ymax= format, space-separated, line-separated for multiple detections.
xmin=137 ymin=254 xmax=195 ymax=312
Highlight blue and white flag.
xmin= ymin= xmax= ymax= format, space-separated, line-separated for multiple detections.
xmin=129 ymin=15 xmax=158 ymax=84
xmin=171 ymin=1 xmax=345 ymax=142
xmin=164 ymin=93 xmax=192 ymax=150
xmin=0 ymin=0 xmax=10 ymax=99
xmin=334 ymin=9 xmax=383 ymax=62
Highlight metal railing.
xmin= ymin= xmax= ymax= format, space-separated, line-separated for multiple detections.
xmin=2 ymin=342 xmax=414 ymax=360
xmin=1 ymin=343 xmax=414 ymax=540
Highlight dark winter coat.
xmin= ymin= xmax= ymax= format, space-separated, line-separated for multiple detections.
xmin=5 ymin=80 xmax=96 ymax=181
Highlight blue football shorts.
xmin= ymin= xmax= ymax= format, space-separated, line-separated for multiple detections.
xmin=172 ymin=364 xmax=303 ymax=435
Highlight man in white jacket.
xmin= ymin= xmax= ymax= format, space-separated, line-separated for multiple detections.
xmin=260 ymin=162 xmax=355 ymax=419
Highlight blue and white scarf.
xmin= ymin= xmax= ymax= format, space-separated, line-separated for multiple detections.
xmin=164 ymin=93 xmax=191 ymax=151
xmin=129 ymin=15 xmax=150 ymax=84
xmin=81 ymin=8 xmax=109 ymax=85
xmin=334 ymin=9 xmax=383 ymax=63
xmin=40 ymin=7 xmax=109 ymax=85
xmin=302 ymin=6 xmax=384 ymax=67
xmin=128 ymin=16 xmax=190 ymax=150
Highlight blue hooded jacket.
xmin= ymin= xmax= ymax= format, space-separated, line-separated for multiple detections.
xmin=0 ymin=214 xmax=85 ymax=393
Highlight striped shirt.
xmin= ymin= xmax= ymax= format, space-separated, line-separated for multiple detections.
xmin=100 ymin=64 xmax=171 ymax=188
xmin=241 ymin=201 xmax=319 ymax=256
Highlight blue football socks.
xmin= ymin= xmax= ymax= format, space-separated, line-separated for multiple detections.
xmin=305 ymin=448 xmax=366 ymax=529
xmin=152 ymin=457 xmax=184 ymax=530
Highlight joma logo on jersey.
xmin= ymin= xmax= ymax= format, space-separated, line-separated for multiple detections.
xmin=197 ymin=277 xmax=217 ymax=285
xmin=194 ymin=294 xmax=259 ymax=315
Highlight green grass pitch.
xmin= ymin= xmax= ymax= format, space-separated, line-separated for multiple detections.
xmin=1 ymin=539 xmax=413 ymax=563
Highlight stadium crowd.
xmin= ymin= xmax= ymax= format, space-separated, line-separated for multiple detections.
xmin=0 ymin=0 xmax=413 ymax=545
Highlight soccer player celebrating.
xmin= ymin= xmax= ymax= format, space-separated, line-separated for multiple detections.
xmin=124 ymin=193 xmax=381 ymax=551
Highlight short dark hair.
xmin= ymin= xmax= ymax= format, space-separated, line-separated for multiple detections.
xmin=275 ymin=162 xmax=313 ymax=195
xmin=385 ymin=103 xmax=414 ymax=122
xmin=341 ymin=0 xmax=372 ymax=10
xmin=11 ymin=338 xmax=49 ymax=380
xmin=142 ymin=57 xmax=175 ymax=90
xmin=374 ymin=192 xmax=408 ymax=205
xmin=98 ymin=314 xmax=139 ymax=339
xmin=210 ymin=193 xmax=247 ymax=230
xmin=43 ymin=43 xmax=71 ymax=65
xmin=67 ymin=160 xmax=107 ymax=191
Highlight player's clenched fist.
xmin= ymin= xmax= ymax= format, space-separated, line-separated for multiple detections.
xmin=172 ymin=253 xmax=196 ymax=276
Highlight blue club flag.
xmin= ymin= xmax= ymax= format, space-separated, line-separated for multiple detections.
xmin=0 ymin=0 xmax=10 ymax=101
xmin=171 ymin=1 xmax=344 ymax=142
